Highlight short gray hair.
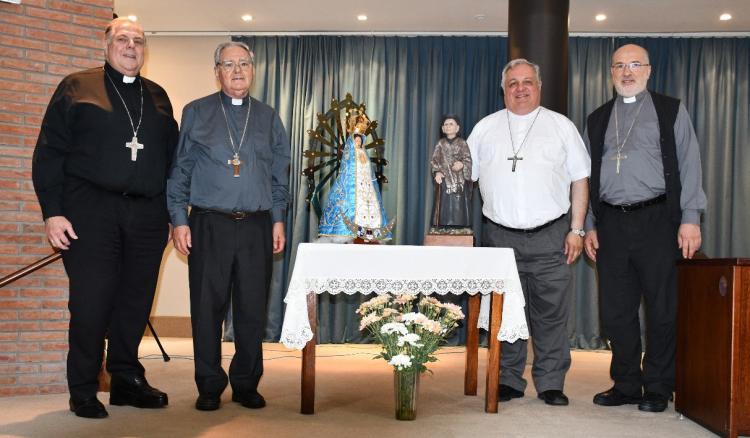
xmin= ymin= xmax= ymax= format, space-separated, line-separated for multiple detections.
xmin=214 ymin=41 xmax=254 ymax=65
xmin=104 ymin=17 xmax=145 ymax=45
xmin=501 ymin=58 xmax=542 ymax=90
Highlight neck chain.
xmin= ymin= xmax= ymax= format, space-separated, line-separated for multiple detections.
xmin=506 ymin=107 xmax=541 ymax=172
xmin=612 ymin=96 xmax=646 ymax=174
xmin=218 ymin=93 xmax=251 ymax=177
xmin=104 ymin=68 xmax=144 ymax=161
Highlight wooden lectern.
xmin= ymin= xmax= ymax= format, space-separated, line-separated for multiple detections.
xmin=676 ymin=259 xmax=750 ymax=438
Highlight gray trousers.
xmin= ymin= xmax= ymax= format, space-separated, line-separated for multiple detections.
xmin=482 ymin=215 xmax=572 ymax=393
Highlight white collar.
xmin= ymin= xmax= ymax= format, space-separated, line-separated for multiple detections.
xmin=622 ymin=95 xmax=637 ymax=104
xmin=122 ymin=75 xmax=136 ymax=84
xmin=231 ymin=98 xmax=243 ymax=106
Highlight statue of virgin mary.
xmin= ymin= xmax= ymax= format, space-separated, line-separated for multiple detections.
xmin=318 ymin=114 xmax=392 ymax=242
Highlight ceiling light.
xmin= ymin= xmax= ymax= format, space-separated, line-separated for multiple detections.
xmin=357 ymin=15 xmax=368 ymax=21
xmin=241 ymin=14 xmax=253 ymax=22
xmin=719 ymin=13 xmax=732 ymax=21
xmin=127 ymin=15 xmax=137 ymax=22
xmin=474 ymin=14 xmax=486 ymax=21
xmin=595 ymin=14 xmax=607 ymax=22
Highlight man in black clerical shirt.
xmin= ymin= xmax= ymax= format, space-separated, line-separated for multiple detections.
xmin=167 ymin=41 xmax=290 ymax=411
xmin=32 ymin=18 xmax=178 ymax=419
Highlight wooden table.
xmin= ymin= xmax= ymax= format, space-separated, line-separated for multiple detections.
xmin=279 ymin=243 xmax=528 ymax=414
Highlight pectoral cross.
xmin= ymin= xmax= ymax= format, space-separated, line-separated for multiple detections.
xmin=507 ymin=155 xmax=523 ymax=172
xmin=611 ymin=151 xmax=627 ymax=174
xmin=228 ymin=153 xmax=242 ymax=177
xmin=125 ymin=136 xmax=143 ymax=161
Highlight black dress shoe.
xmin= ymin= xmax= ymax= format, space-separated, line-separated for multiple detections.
xmin=109 ymin=374 xmax=168 ymax=408
xmin=195 ymin=394 xmax=221 ymax=411
xmin=593 ymin=387 xmax=642 ymax=406
xmin=638 ymin=391 xmax=669 ymax=412
xmin=538 ymin=390 xmax=569 ymax=406
xmin=70 ymin=397 xmax=108 ymax=419
xmin=232 ymin=391 xmax=266 ymax=409
xmin=498 ymin=384 xmax=524 ymax=402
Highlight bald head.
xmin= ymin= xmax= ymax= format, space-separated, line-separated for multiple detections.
xmin=610 ymin=44 xmax=652 ymax=98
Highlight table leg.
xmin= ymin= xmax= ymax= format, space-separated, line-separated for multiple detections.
xmin=301 ymin=293 xmax=317 ymax=414
xmin=464 ymin=294 xmax=480 ymax=396
xmin=484 ymin=292 xmax=504 ymax=413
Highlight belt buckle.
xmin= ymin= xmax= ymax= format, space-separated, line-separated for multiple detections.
xmin=231 ymin=211 xmax=247 ymax=220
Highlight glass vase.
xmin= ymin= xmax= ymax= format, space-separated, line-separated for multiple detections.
xmin=393 ymin=369 xmax=420 ymax=420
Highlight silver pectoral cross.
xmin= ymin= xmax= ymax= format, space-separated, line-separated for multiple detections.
xmin=611 ymin=151 xmax=628 ymax=174
xmin=228 ymin=153 xmax=242 ymax=177
xmin=507 ymin=155 xmax=523 ymax=172
xmin=125 ymin=136 xmax=143 ymax=161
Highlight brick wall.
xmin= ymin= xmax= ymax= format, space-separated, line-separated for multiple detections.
xmin=0 ymin=0 xmax=113 ymax=396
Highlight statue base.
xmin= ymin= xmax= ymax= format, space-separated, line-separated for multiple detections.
xmin=424 ymin=229 xmax=474 ymax=247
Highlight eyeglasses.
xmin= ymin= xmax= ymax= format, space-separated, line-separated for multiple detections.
xmin=217 ymin=60 xmax=253 ymax=72
xmin=611 ymin=62 xmax=650 ymax=71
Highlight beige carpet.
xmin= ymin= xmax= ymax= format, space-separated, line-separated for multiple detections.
xmin=0 ymin=339 xmax=727 ymax=438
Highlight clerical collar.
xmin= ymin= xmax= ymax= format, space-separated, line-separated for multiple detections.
xmin=104 ymin=63 xmax=139 ymax=85
xmin=621 ymin=90 xmax=648 ymax=104
xmin=220 ymin=91 xmax=250 ymax=107
xmin=507 ymin=106 xmax=541 ymax=120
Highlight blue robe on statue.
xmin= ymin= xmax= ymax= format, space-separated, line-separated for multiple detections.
xmin=318 ymin=134 xmax=391 ymax=240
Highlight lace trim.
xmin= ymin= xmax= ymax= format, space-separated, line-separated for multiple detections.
xmin=287 ymin=277 xmax=507 ymax=297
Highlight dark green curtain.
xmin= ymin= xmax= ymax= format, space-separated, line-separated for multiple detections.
xmin=237 ymin=35 xmax=749 ymax=348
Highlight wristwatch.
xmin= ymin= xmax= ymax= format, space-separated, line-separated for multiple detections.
xmin=570 ymin=228 xmax=586 ymax=237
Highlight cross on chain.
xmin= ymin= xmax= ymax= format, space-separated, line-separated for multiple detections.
xmin=611 ymin=151 xmax=628 ymax=174
xmin=228 ymin=153 xmax=242 ymax=177
xmin=125 ymin=136 xmax=143 ymax=161
xmin=507 ymin=155 xmax=523 ymax=172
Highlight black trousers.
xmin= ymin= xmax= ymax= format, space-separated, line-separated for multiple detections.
xmin=61 ymin=181 xmax=168 ymax=401
xmin=188 ymin=209 xmax=272 ymax=396
xmin=596 ymin=201 xmax=680 ymax=397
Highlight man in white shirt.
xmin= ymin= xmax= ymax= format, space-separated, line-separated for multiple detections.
xmin=468 ymin=58 xmax=590 ymax=406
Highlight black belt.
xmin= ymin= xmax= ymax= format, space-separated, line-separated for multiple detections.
xmin=602 ymin=194 xmax=666 ymax=212
xmin=492 ymin=213 xmax=566 ymax=234
xmin=191 ymin=206 xmax=267 ymax=220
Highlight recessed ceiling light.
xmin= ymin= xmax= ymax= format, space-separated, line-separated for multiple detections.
xmin=241 ymin=14 xmax=253 ymax=22
xmin=719 ymin=13 xmax=732 ymax=21
xmin=127 ymin=15 xmax=137 ymax=22
xmin=357 ymin=15 xmax=368 ymax=21
xmin=595 ymin=14 xmax=607 ymax=22
xmin=474 ymin=14 xmax=486 ymax=21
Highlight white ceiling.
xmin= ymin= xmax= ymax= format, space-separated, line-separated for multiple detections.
xmin=115 ymin=0 xmax=749 ymax=34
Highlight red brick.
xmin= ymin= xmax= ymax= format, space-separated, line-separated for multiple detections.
xmin=22 ymin=224 xmax=46 ymax=234
xmin=48 ymin=21 xmax=100 ymax=38
xmin=0 ymin=35 xmax=47 ymax=51
xmin=72 ymin=14 xmax=109 ymax=29
xmin=0 ymin=22 xmax=24 ymax=37
xmin=20 ymin=288 xmax=64 ymax=298
xmin=26 ymin=93 xmax=55 ymax=105
xmin=0 ymin=342 xmax=39 ymax=352
xmin=48 ymin=42 xmax=92 ymax=58
xmin=0 ymin=310 xmax=16 ymax=320
xmin=0 ymin=58 xmax=46 ymax=72
xmin=0 ymin=67 xmax=26 ymax=82
xmin=71 ymin=36 xmax=102 ymax=49
xmin=0 ymin=321 xmax=39 ymax=331
xmin=17 ymin=352 xmax=64 ymax=362
xmin=0 ymin=376 xmax=17 ymax=385
xmin=0 ymin=191 xmax=39 ymax=202
xmin=0 ymin=332 xmax=16 ymax=341
xmin=0 ymin=180 xmax=20 ymax=190
xmin=25 ymin=115 xmax=43 ymax=126
xmin=18 ymin=372 xmax=66 ymax=384
xmin=0 ymin=123 xmax=40 ymax=137
xmin=40 ymin=363 xmax=65 ymax=373
xmin=0 ymin=113 xmax=23 ymax=124
xmin=39 ymin=383 xmax=66 ymax=394
xmin=20 ymin=310 xmax=64 ymax=320
xmin=0 ymin=135 xmax=23 ymax=146
xmin=20 ymin=246 xmax=54 ymax=256
xmin=0 ymin=300 xmax=39 ymax=310
xmin=0 ymin=46 xmax=24 ymax=59
xmin=0 ymin=102 xmax=45 ymax=115
xmin=49 ymin=0 xmax=97 ymax=17
xmin=0 ymin=169 xmax=31 ymax=179
xmin=0 ymin=11 xmax=48 ymax=30
xmin=0 ymin=234 xmax=42 ymax=245
xmin=0 ymin=88 xmax=25 ymax=100
xmin=47 ymin=64 xmax=79 ymax=76
xmin=20 ymin=331 xmax=66 ymax=341
xmin=40 ymin=321 xmax=67 ymax=331
xmin=82 ymin=0 xmax=114 ymax=9
xmin=71 ymin=57 xmax=102 ymax=69
xmin=0 ymin=79 xmax=47 ymax=94
xmin=0 ymin=290 xmax=17 ymax=298
xmin=25 ymin=50 xmax=70 ymax=67
xmin=0 ymin=354 xmax=15 ymax=363
xmin=0 ymin=244 xmax=17 ymax=254
xmin=42 ymin=278 xmax=69 ymax=288
xmin=40 ymin=342 xmax=67 ymax=351
xmin=41 ymin=300 xmax=67 ymax=309
xmin=0 ymin=386 xmax=38 ymax=396
xmin=25 ymin=7 xmax=72 ymax=23
xmin=22 ymin=202 xmax=43 ymax=212
xmin=0 ymin=363 xmax=37 ymax=374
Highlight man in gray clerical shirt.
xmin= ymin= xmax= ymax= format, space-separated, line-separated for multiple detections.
xmin=166 ymin=41 xmax=290 ymax=412
xmin=583 ymin=44 xmax=707 ymax=413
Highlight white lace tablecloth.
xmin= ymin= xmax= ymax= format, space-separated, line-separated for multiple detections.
xmin=280 ymin=243 xmax=529 ymax=349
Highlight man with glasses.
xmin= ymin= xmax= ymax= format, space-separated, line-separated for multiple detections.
xmin=584 ymin=44 xmax=706 ymax=412
xmin=32 ymin=17 xmax=178 ymax=418
xmin=167 ymin=41 xmax=290 ymax=411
